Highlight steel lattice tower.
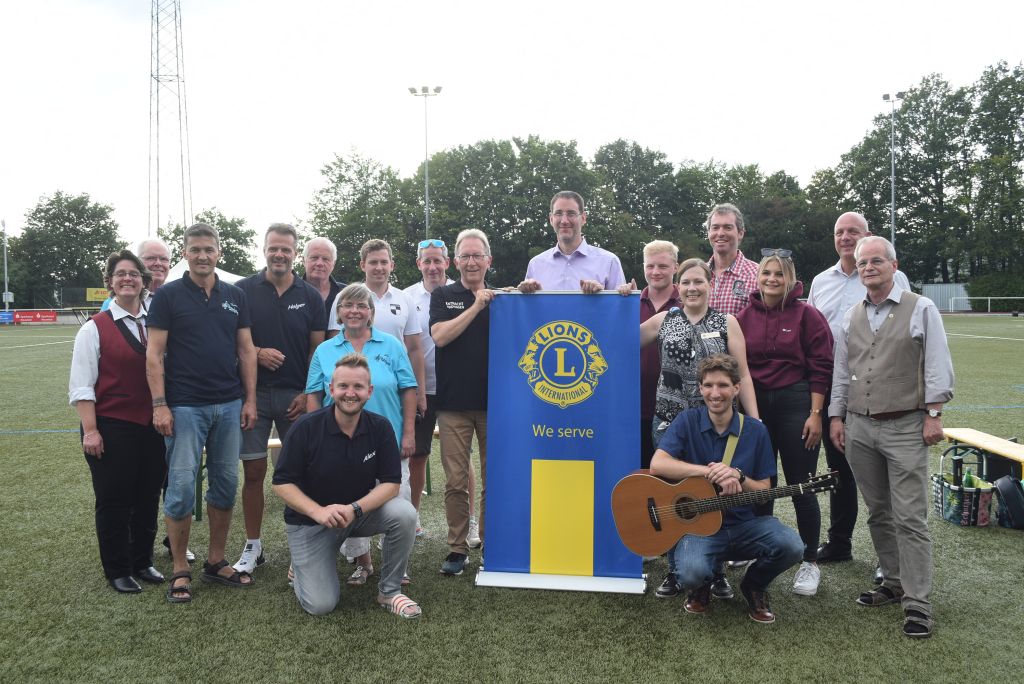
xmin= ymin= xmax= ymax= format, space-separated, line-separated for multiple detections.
xmin=148 ymin=0 xmax=193 ymax=235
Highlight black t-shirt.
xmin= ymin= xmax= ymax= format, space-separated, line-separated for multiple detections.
xmin=303 ymin=274 xmax=345 ymax=324
xmin=236 ymin=270 xmax=327 ymax=390
xmin=272 ymin=407 xmax=401 ymax=526
xmin=147 ymin=273 xmax=251 ymax=406
xmin=429 ymin=281 xmax=489 ymax=411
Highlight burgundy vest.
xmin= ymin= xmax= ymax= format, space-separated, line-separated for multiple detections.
xmin=93 ymin=310 xmax=153 ymax=426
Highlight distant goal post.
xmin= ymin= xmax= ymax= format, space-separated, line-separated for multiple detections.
xmin=949 ymin=296 xmax=1024 ymax=313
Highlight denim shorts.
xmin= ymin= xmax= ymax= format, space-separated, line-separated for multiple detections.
xmin=163 ymin=399 xmax=242 ymax=519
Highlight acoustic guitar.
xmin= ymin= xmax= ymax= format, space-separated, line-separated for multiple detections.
xmin=611 ymin=471 xmax=837 ymax=557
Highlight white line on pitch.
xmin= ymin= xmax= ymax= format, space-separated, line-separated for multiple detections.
xmin=947 ymin=333 xmax=1024 ymax=342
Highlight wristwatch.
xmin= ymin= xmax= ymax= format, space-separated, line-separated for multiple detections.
xmin=927 ymin=409 xmax=943 ymax=418
xmin=351 ymin=501 xmax=364 ymax=519
xmin=735 ymin=468 xmax=746 ymax=483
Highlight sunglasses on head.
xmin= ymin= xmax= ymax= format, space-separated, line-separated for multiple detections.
xmin=418 ymin=239 xmax=446 ymax=249
xmin=761 ymin=248 xmax=793 ymax=258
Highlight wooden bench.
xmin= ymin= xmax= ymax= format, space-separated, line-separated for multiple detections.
xmin=942 ymin=428 xmax=1024 ymax=481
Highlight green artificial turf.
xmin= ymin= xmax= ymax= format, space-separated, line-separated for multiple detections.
xmin=0 ymin=318 xmax=1021 ymax=682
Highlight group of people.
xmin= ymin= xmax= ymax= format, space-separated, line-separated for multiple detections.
xmin=69 ymin=191 xmax=954 ymax=637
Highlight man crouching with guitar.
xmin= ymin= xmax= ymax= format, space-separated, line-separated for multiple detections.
xmin=650 ymin=354 xmax=803 ymax=623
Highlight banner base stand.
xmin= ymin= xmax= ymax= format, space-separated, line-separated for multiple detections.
xmin=475 ymin=569 xmax=646 ymax=594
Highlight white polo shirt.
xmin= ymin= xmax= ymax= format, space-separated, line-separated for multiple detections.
xmin=403 ymin=278 xmax=452 ymax=395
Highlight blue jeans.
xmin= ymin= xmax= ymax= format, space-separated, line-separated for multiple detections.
xmin=164 ymin=399 xmax=242 ymax=519
xmin=673 ymin=515 xmax=803 ymax=592
xmin=286 ymin=497 xmax=417 ymax=615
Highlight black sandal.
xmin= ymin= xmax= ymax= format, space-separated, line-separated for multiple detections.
xmin=166 ymin=571 xmax=193 ymax=603
xmin=903 ymin=609 xmax=933 ymax=638
xmin=201 ymin=559 xmax=254 ymax=588
xmin=856 ymin=585 xmax=903 ymax=606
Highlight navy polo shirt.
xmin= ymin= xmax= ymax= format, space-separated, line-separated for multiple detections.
xmin=657 ymin=407 xmax=776 ymax=527
xmin=148 ymin=273 xmax=251 ymax=406
xmin=237 ymin=270 xmax=327 ymax=390
xmin=303 ymin=274 xmax=345 ymax=323
xmin=429 ymin=280 xmax=490 ymax=411
xmin=272 ymin=407 xmax=401 ymax=526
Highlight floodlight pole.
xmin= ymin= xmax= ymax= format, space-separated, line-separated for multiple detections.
xmin=2 ymin=219 xmax=9 ymax=312
xmin=408 ymin=86 xmax=442 ymax=238
xmin=882 ymin=91 xmax=906 ymax=248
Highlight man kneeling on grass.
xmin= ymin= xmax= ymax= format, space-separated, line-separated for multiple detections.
xmin=272 ymin=353 xmax=421 ymax=618
xmin=650 ymin=354 xmax=803 ymax=623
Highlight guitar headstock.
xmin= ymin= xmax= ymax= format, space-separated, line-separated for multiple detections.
xmin=800 ymin=471 xmax=839 ymax=494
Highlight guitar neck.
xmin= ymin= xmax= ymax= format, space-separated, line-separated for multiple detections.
xmin=694 ymin=481 xmax=815 ymax=514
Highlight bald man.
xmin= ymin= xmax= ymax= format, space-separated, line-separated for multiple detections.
xmin=807 ymin=212 xmax=910 ymax=567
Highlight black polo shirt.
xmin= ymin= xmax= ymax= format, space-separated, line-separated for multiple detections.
xmin=303 ymin=274 xmax=345 ymax=324
xmin=237 ymin=269 xmax=327 ymax=390
xmin=429 ymin=280 xmax=490 ymax=411
xmin=148 ymin=273 xmax=251 ymax=406
xmin=272 ymin=407 xmax=401 ymax=526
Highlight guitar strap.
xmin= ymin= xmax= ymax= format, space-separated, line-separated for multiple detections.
xmin=720 ymin=414 xmax=744 ymax=468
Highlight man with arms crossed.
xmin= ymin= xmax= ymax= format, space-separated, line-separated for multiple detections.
xmin=518 ymin=190 xmax=625 ymax=294
xmin=651 ymin=354 xmax=803 ymax=623
xmin=430 ymin=229 xmax=494 ymax=576
xmin=146 ymin=223 xmax=258 ymax=602
xmin=829 ymin=236 xmax=952 ymax=639
xmin=273 ymin=353 xmax=420 ymax=618
xmin=808 ymin=211 xmax=910 ymax=570
xmin=231 ymin=224 xmax=327 ymax=573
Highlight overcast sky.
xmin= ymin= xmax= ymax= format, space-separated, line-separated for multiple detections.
xmin=2 ymin=0 xmax=1022 ymax=253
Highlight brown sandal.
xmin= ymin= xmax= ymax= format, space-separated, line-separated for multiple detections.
xmin=166 ymin=571 xmax=193 ymax=603
xmin=201 ymin=559 xmax=254 ymax=588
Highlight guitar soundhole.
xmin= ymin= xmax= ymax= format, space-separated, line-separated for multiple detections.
xmin=673 ymin=496 xmax=697 ymax=521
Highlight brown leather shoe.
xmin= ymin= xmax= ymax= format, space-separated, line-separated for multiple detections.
xmin=741 ymin=581 xmax=776 ymax=624
xmin=684 ymin=584 xmax=712 ymax=614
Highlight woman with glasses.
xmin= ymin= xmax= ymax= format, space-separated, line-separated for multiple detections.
xmin=305 ymin=283 xmax=417 ymax=585
xmin=69 ymin=250 xmax=167 ymax=593
xmin=636 ymin=257 xmax=759 ymax=600
xmin=735 ymin=249 xmax=834 ymax=597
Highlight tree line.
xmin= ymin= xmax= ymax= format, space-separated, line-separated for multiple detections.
xmin=8 ymin=62 xmax=1021 ymax=308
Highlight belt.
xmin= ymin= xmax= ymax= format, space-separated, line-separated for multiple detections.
xmin=867 ymin=410 xmax=917 ymax=421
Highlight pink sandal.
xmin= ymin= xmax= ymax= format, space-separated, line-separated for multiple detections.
xmin=379 ymin=593 xmax=421 ymax=619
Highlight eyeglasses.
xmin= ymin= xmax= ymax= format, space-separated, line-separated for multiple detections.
xmin=339 ymin=302 xmax=371 ymax=311
xmin=113 ymin=270 xmax=143 ymax=279
xmin=761 ymin=248 xmax=793 ymax=258
xmin=418 ymin=239 xmax=446 ymax=249
xmin=456 ymin=253 xmax=489 ymax=262
xmin=551 ymin=210 xmax=581 ymax=219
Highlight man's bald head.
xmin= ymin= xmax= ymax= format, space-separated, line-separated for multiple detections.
xmin=833 ymin=211 xmax=871 ymax=263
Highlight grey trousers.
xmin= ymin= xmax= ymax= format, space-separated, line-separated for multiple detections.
xmin=285 ymin=497 xmax=417 ymax=615
xmin=846 ymin=411 xmax=933 ymax=619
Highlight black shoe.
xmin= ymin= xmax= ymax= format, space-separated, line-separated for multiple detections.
xmin=816 ymin=541 xmax=853 ymax=563
xmin=655 ymin=573 xmax=679 ymax=598
xmin=710 ymin=573 xmax=734 ymax=599
xmin=873 ymin=564 xmax=884 ymax=585
xmin=109 ymin=576 xmax=143 ymax=594
xmin=134 ymin=566 xmax=165 ymax=584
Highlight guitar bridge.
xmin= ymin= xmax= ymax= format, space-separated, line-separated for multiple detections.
xmin=647 ymin=497 xmax=661 ymax=531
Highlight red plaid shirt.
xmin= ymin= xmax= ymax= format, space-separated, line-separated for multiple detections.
xmin=707 ymin=250 xmax=759 ymax=315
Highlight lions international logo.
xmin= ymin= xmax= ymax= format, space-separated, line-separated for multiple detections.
xmin=518 ymin=320 xmax=608 ymax=409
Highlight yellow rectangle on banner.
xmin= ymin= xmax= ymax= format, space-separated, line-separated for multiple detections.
xmin=86 ymin=288 xmax=108 ymax=302
xmin=531 ymin=459 xmax=593 ymax=576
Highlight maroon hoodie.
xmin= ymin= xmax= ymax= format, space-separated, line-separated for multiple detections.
xmin=735 ymin=281 xmax=834 ymax=395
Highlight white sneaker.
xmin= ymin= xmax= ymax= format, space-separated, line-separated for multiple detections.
xmin=467 ymin=516 xmax=482 ymax=549
xmin=232 ymin=542 xmax=266 ymax=574
xmin=415 ymin=514 xmax=425 ymax=538
xmin=792 ymin=561 xmax=821 ymax=596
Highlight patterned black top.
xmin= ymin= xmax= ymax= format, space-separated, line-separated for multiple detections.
xmin=654 ymin=307 xmax=729 ymax=424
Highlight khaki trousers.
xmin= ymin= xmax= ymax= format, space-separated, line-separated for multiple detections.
xmin=437 ymin=410 xmax=487 ymax=554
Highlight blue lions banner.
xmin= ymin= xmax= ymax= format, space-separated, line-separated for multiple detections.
xmin=477 ymin=292 xmax=644 ymax=593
